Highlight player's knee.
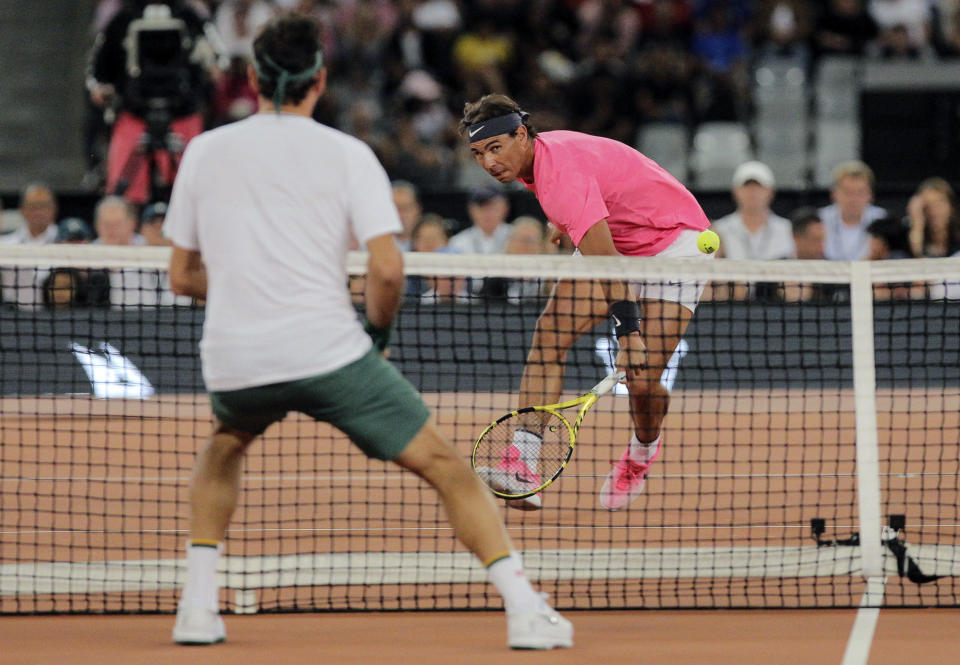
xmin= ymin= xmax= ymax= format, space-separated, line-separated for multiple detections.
xmin=627 ymin=377 xmax=670 ymax=404
xmin=394 ymin=424 xmax=462 ymax=479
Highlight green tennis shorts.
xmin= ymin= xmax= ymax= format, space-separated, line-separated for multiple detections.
xmin=208 ymin=348 xmax=430 ymax=461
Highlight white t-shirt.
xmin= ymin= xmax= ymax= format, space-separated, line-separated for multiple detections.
xmin=164 ymin=113 xmax=402 ymax=391
xmin=818 ymin=203 xmax=887 ymax=261
xmin=447 ymin=224 xmax=512 ymax=254
xmin=711 ymin=211 xmax=795 ymax=260
xmin=0 ymin=224 xmax=57 ymax=309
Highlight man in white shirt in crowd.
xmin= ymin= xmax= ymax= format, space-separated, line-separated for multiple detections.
xmin=818 ymin=160 xmax=887 ymax=260
xmin=713 ymin=161 xmax=794 ymax=260
xmin=0 ymin=183 xmax=60 ymax=308
xmin=711 ymin=161 xmax=794 ymax=301
xmin=448 ymin=185 xmax=513 ymax=254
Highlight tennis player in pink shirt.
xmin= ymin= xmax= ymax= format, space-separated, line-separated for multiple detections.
xmin=462 ymin=93 xmax=713 ymax=511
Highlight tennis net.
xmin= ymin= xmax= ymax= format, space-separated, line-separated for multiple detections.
xmin=1 ymin=244 xmax=958 ymax=613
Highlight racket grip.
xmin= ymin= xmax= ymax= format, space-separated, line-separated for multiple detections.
xmin=592 ymin=371 xmax=626 ymax=396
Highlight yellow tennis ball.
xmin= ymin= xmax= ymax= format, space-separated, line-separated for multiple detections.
xmin=697 ymin=229 xmax=720 ymax=254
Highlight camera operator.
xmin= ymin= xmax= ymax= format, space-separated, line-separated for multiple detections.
xmin=87 ymin=0 xmax=223 ymax=205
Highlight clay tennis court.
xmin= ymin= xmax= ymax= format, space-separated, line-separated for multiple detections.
xmin=2 ymin=386 xmax=957 ymax=663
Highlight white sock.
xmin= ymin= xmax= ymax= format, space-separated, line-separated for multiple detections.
xmin=180 ymin=541 xmax=221 ymax=612
xmin=628 ymin=432 xmax=661 ymax=462
xmin=486 ymin=552 xmax=541 ymax=614
xmin=512 ymin=429 xmax=542 ymax=471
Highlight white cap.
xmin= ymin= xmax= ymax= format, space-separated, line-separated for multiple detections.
xmin=732 ymin=161 xmax=775 ymax=189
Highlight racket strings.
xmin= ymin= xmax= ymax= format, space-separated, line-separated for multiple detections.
xmin=475 ymin=413 xmax=571 ymax=490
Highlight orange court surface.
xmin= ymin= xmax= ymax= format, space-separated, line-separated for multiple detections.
xmin=0 ymin=608 xmax=957 ymax=664
xmin=2 ymin=387 xmax=958 ymax=664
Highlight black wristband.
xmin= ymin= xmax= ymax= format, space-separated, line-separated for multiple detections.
xmin=363 ymin=318 xmax=393 ymax=352
xmin=609 ymin=300 xmax=640 ymax=338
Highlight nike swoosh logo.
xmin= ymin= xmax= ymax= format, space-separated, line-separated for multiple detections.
xmin=468 ymin=125 xmax=485 ymax=138
xmin=611 ymin=314 xmax=621 ymax=327
xmin=514 ymin=471 xmax=535 ymax=485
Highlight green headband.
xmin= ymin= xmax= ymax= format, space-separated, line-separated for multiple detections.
xmin=254 ymin=51 xmax=324 ymax=111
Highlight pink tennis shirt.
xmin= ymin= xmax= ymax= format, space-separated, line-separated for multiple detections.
xmin=518 ymin=130 xmax=709 ymax=256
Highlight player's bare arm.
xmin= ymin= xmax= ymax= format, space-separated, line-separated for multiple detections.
xmin=169 ymin=245 xmax=207 ymax=299
xmin=364 ymin=233 xmax=404 ymax=330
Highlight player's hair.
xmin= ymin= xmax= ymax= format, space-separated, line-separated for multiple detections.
xmin=94 ymin=195 xmax=134 ymax=223
xmin=460 ymin=94 xmax=538 ymax=139
xmin=915 ymin=176 xmax=960 ymax=252
xmin=866 ymin=216 xmax=913 ymax=257
xmin=789 ymin=206 xmax=822 ymax=236
xmin=253 ymin=13 xmax=323 ymax=106
xmin=831 ymin=160 xmax=875 ymax=188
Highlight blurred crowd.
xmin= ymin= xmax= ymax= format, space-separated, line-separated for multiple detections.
xmin=1 ymin=0 xmax=959 ymax=310
xmin=78 ymin=0 xmax=960 ymax=192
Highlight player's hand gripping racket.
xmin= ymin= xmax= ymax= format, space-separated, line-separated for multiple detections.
xmin=472 ymin=371 xmax=625 ymax=499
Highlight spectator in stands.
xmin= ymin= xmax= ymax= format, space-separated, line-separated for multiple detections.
xmin=140 ymin=202 xmax=171 ymax=247
xmin=0 ymin=184 xmax=60 ymax=309
xmin=934 ymin=2 xmax=960 ymax=56
xmin=753 ymin=0 xmax=814 ymax=65
xmin=452 ymin=16 xmax=514 ymax=100
xmin=211 ymin=55 xmax=259 ymax=126
xmin=875 ymin=22 xmax=936 ymax=58
xmin=790 ymin=207 xmax=826 ymax=260
xmin=712 ymin=161 xmax=793 ymax=302
xmin=713 ymin=161 xmax=795 ymax=260
xmin=392 ymin=180 xmax=424 ymax=251
xmin=56 ymin=217 xmax=96 ymax=244
xmin=690 ymin=2 xmax=751 ymax=121
xmin=407 ymin=214 xmax=465 ymax=304
xmin=448 ymin=186 xmax=512 ymax=254
xmin=780 ymin=206 xmax=829 ymax=302
xmin=94 ymin=195 xmax=144 ymax=246
xmin=868 ymin=0 xmax=934 ymax=53
xmin=41 ymin=268 xmax=87 ymax=310
xmin=1 ymin=183 xmax=59 ymax=246
xmin=906 ymin=177 xmax=960 ymax=257
xmin=54 ymin=217 xmax=110 ymax=306
xmin=866 ymin=215 xmax=913 ymax=259
xmin=814 ymin=0 xmax=879 ymax=56
xmin=819 ymin=160 xmax=887 ymax=260
xmin=0 ymin=196 xmax=20 ymax=235
xmin=866 ymin=215 xmax=918 ymax=299
xmin=631 ymin=44 xmax=696 ymax=126
xmin=214 ymin=0 xmax=275 ymax=60
xmin=93 ymin=195 xmax=186 ymax=308
xmin=504 ymin=216 xmax=550 ymax=304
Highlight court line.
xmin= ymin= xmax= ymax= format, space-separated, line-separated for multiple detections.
xmin=5 ymin=471 xmax=955 ymax=483
xmin=4 ymin=546 xmax=955 ymax=597
xmin=841 ymin=577 xmax=886 ymax=665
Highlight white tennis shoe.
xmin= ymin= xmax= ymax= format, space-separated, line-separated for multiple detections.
xmin=507 ymin=599 xmax=573 ymax=649
xmin=172 ymin=605 xmax=226 ymax=645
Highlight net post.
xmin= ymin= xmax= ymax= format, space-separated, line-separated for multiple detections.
xmin=849 ymin=262 xmax=883 ymax=578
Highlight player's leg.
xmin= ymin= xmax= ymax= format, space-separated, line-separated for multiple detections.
xmin=506 ymin=278 xmax=607 ymax=509
xmin=599 ymin=298 xmax=694 ymax=510
xmin=316 ymin=349 xmax=571 ymax=649
xmin=174 ymin=422 xmax=257 ymax=644
xmin=393 ymin=421 xmax=572 ymax=649
xmin=175 ymin=388 xmax=285 ymax=646
xmin=519 ymin=277 xmax=608 ymax=408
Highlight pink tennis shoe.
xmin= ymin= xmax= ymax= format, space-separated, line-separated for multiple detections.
xmin=599 ymin=436 xmax=662 ymax=511
xmin=475 ymin=445 xmax=543 ymax=511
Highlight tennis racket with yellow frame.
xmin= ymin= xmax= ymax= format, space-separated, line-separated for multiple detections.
xmin=472 ymin=371 xmax=625 ymax=499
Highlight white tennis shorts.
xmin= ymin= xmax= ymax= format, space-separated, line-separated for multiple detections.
xmin=575 ymin=229 xmax=714 ymax=313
